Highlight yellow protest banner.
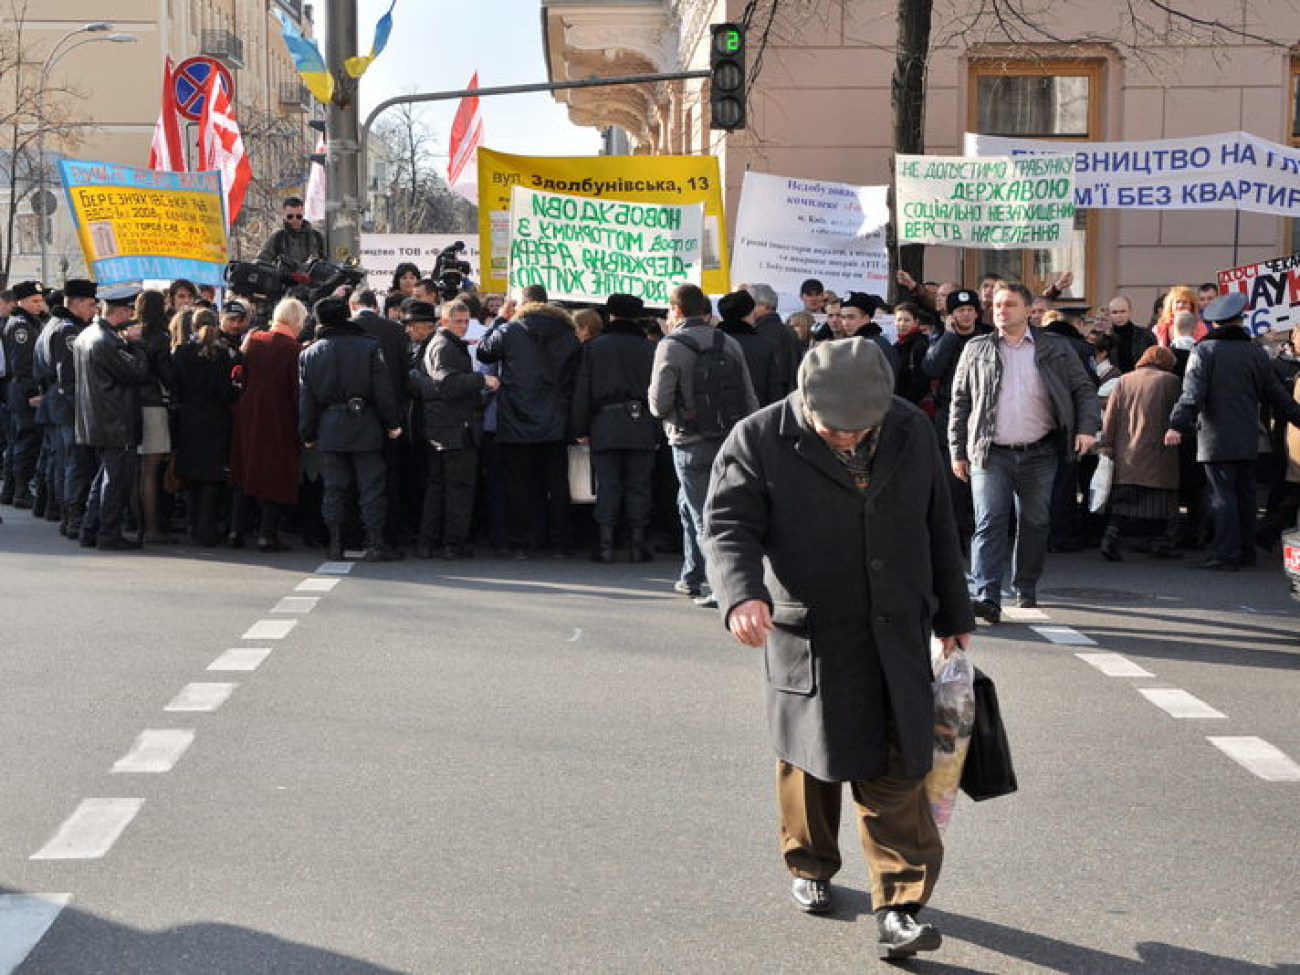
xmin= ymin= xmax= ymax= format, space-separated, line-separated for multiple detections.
xmin=477 ymin=149 xmax=729 ymax=299
xmin=59 ymin=160 xmax=229 ymax=285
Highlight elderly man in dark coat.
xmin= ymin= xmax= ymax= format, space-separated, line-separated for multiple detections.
xmin=1168 ymin=291 xmax=1300 ymax=570
xmin=704 ymin=338 xmax=975 ymax=961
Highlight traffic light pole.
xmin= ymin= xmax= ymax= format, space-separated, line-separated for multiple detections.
xmin=344 ymin=69 xmax=710 ymax=257
xmin=324 ymin=0 xmax=361 ymax=264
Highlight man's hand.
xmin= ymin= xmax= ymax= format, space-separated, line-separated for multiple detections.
xmin=1053 ymin=270 xmax=1075 ymax=292
xmin=896 ymin=269 xmax=917 ymax=290
xmin=1163 ymin=429 xmax=1182 ymax=446
xmin=951 ymin=459 xmax=970 ymax=482
xmin=500 ymin=297 xmax=517 ymax=320
xmin=28 ymin=394 xmax=42 ymax=408
xmin=939 ymin=633 xmax=972 ymax=658
xmin=483 ymin=375 xmax=501 ymax=391
xmin=1075 ymin=433 xmax=1096 ymax=455
xmin=386 ymin=427 xmax=402 ymax=439
xmin=728 ymin=598 xmax=773 ymax=648
xmin=304 ymin=441 xmax=316 ymax=449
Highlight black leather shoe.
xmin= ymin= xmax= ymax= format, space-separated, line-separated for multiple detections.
xmin=876 ymin=908 xmax=941 ymax=959
xmin=1192 ymin=558 xmax=1238 ymax=572
xmin=363 ymin=545 xmax=404 ymax=562
xmin=98 ymin=535 xmax=142 ymax=551
xmin=1015 ymin=593 xmax=1037 ymax=609
xmin=790 ymin=877 xmax=832 ymax=914
xmin=971 ymin=598 xmax=1001 ymax=624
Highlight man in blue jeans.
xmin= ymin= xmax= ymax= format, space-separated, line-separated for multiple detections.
xmin=948 ymin=282 xmax=1099 ymax=622
xmin=648 ymin=283 xmax=758 ymax=607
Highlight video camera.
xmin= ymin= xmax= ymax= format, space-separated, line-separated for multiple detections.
xmin=431 ymin=240 xmax=473 ymax=300
xmin=224 ymin=257 xmax=369 ymax=313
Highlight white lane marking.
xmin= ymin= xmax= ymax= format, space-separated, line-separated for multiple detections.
xmin=242 ymin=619 xmax=297 ymax=640
xmin=0 ymin=893 xmax=71 ymax=974
xmin=1138 ymin=688 xmax=1227 ymax=719
xmin=295 ymin=577 xmax=340 ymax=593
xmin=272 ymin=596 xmax=319 ymax=614
xmin=1208 ymin=737 xmax=1300 ymax=781
xmin=208 ymin=647 xmax=272 ymax=672
xmin=568 ymin=628 xmax=583 ymax=642
xmin=111 ymin=730 xmax=195 ymax=773
xmin=1002 ymin=606 xmax=1050 ymax=622
xmin=1029 ymin=625 xmax=1097 ymax=646
xmin=1075 ymin=652 xmax=1155 ymax=678
xmin=31 ymin=799 xmax=144 ymax=860
xmin=315 ymin=561 xmax=353 ymax=575
xmin=344 ymin=549 xmax=366 ymax=560
xmin=164 ymin=682 xmax=237 ymax=712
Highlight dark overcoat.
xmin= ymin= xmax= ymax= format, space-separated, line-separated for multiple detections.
xmin=171 ymin=341 xmax=240 ymax=484
xmin=703 ymin=392 xmax=975 ymax=783
xmin=411 ymin=328 xmax=487 ymax=451
xmin=230 ymin=330 xmax=301 ymax=503
xmin=1100 ymin=365 xmax=1181 ymax=489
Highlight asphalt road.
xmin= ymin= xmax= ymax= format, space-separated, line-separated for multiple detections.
xmin=1 ymin=512 xmax=1298 ymax=974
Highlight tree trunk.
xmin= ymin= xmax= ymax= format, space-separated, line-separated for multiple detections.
xmin=889 ymin=0 xmax=933 ymax=303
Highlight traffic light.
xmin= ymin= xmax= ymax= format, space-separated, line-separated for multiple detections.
xmin=709 ymin=23 xmax=746 ymax=131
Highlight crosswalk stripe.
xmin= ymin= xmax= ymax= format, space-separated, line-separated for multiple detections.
xmin=0 ymin=894 xmax=70 ymax=974
xmin=31 ymin=799 xmax=144 ymax=860
xmin=208 ymin=647 xmax=272 ymax=672
xmin=241 ymin=619 xmax=297 ymax=640
xmin=295 ymin=577 xmax=340 ymax=592
xmin=111 ymin=729 xmax=195 ymax=773
xmin=272 ymin=596 xmax=320 ymax=614
xmin=164 ymin=682 xmax=237 ymax=712
xmin=315 ymin=561 xmax=353 ymax=575
xmin=1001 ymin=606 xmax=1049 ymax=621
xmin=1075 ymin=652 xmax=1155 ymax=677
xmin=1139 ymin=688 xmax=1227 ymax=719
xmin=1030 ymin=625 xmax=1097 ymax=646
xmin=1208 ymin=736 xmax=1300 ymax=781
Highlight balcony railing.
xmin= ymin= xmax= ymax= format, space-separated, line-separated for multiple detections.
xmin=201 ymin=29 xmax=245 ymax=68
xmin=278 ymin=82 xmax=309 ymax=112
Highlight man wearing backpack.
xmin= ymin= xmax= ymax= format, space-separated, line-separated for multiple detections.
xmin=649 ymin=283 xmax=758 ymax=606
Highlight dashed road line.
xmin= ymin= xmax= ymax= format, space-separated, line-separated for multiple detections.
xmin=31 ymin=799 xmax=144 ymax=860
xmin=208 ymin=647 xmax=272 ymax=672
xmin=110 ymin=730 xmax=195 ymax=773
xmin=0 ymin=894 xmax=71 ymax=974
xmin=296 ymin=577 xmax=341 ymax=592
xmin=1208 ymin=736 xmax=1300 ymax=781
xmin=164 ymin=682 xmax=237 ymax=713
xmin=315 ymin=561 xmax=354 ymax=575
xmin=242 ymin=619 xmax=297 ymax=640
xmin=1075 ymin=652 xmax=1155 ymax=678
xmin=1029 ymin=624 xmax=1097 ymax=646
xmin=1138 ymin=688 xmax=1227 ymax=720
xmin=272 ymin=596 xmax=320 ymax=614
xmin=1001 ymin=606 xmax=1049 ymax=622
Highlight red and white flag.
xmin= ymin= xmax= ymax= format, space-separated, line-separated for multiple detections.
xmin=148 ymin=56 xmax=185 ymax=172
xmin=304 ymin=132 xmax=327 ymax=225
xmin=198 ymin=73 xmax=252 ymax=226
xmin=447 ymin=72 xmax=483 ymax=203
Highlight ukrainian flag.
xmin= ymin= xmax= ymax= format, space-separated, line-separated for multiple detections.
xmin=344 ymin=0 xmax=397 ymax=79
xmin=275 ymin=10 xmax=335 ymax=104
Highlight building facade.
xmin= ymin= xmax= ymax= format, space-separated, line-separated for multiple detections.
xmin=0 ymin=0 xmax=318 ymax=285
xmin=543 ymin=0 xmax=1300 ymax=316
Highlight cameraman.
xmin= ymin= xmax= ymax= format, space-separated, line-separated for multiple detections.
xmin=257 ymin=197 xmax=326 ymax=268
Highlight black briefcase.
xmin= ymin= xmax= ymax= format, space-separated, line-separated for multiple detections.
xmin=960 ymin=667 xmax=1018 ymax=801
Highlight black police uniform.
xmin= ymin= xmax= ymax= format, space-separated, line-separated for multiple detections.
xmin=2 ymin=305 xmax=45 ymax=505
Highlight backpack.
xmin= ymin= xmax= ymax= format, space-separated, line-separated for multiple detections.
xmin=668 ymin=330 xmax=749 ymax=438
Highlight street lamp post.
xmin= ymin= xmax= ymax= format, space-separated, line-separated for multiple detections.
xmin=36 ymin=23 xmax=137 ymax=284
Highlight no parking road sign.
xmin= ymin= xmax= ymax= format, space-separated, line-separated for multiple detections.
xmin=173 ymin=56 xmax=234 ymax=121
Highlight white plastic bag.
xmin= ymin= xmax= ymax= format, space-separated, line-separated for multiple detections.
xmin=567 ymin=443 xmax=596 ymax=503
xmin=1088 ymin=454 xmax=1113 ymax=513
xmin=924 ymin=651 xmax=976 ymax=831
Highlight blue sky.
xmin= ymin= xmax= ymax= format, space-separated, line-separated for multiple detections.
xmin=320 ymin=0 xmax=602 ymax=162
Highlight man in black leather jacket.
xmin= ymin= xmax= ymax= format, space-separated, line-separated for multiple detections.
xmin=73 ymin=285 xmax=149 ymax=550
xmin=299 ymin=297 xmax=404 ymax=562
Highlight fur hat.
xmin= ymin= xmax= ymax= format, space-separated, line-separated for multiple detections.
xmin=314 ymin=296 xmax=351 ymax=329
xmin=946 ymin=289 xmax=980 ymax=314
xmin=12 ymin=281 xmax=43 ymax=301
xmin=605 ymin=293 xmax=644 ymax=321
xmin=798 ymin=337 xmax=894 ymax=431
xmin=63 ymin=279 xmax=97 ymax=300
xmin=717 ymin=290 xmax=756 ymax=323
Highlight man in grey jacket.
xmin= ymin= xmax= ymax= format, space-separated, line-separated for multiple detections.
xmin=648 ymin=283 xmax=758 ymax=605
xmin=949 ymin=282 xmax=1099 ymax=622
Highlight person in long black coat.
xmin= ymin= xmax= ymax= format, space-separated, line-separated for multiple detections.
xmin=703 ymin=338 xmax=974 ymax=958
xmin=569 ymin=293 xmax=658 ymax=562
xmin=716 ymin=290 xmax=783 ymax=407
xmin=171 ymin=308 xmax=240 ymax=545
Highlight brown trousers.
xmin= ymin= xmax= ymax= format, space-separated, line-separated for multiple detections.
xmin=777 ymin=744 xmax=943 ymax=910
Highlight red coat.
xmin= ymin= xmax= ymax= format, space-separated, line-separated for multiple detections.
xmin=230 ymin=330 xmax=301 ymax=504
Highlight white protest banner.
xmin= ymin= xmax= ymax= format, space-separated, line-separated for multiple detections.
xmin=731 ymin=172 xmax=889 ymax=308
xmin=507 ymin=185 xmax=703 ymax=306
xmin=359 ymin=234 xmax=483 ymax=294
xmin=1217 ymin=253 xmax=1300 ymax=336
xmin=895 ymin=154 xmax=1076 ymax=249
xmin=965 ymin=131 xmax=1300 ymax=216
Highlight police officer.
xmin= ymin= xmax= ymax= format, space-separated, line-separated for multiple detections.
xmin=39 ymin=280 xmax=100 ymax=538
xmin=2 ymin=281 xmax=49 ymax=508
xmin=299 ymin=296 xmax=405 ymax=562
xmin=74 ymin=284 xmax=149 ymax=550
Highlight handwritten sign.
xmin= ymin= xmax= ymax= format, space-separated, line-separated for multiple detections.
xmin=1217 ymin=253 xmax=1300 ymax=336
xmin=895 ymin=154 xmax=1077 ymax=249
xmin=507 ymin=186 xmax=703 ymax=306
